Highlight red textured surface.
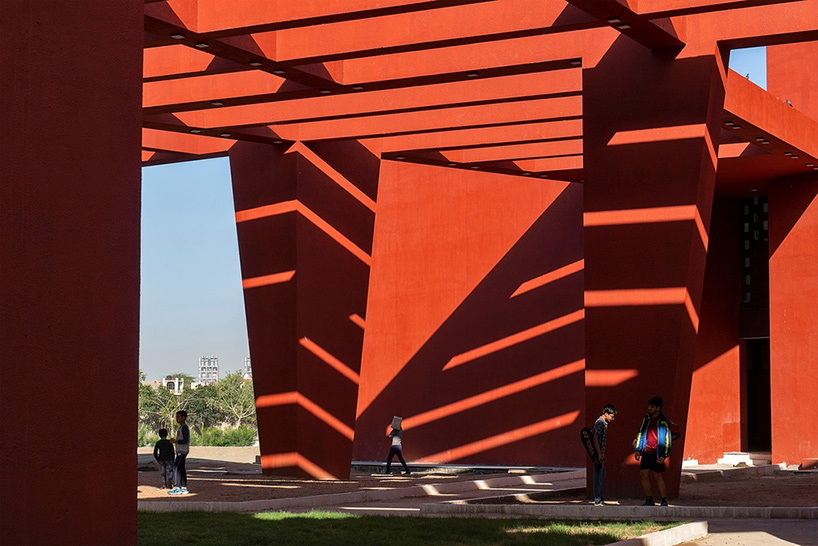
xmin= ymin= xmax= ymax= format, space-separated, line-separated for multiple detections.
xmin=0 ymin=1 xmax=143 ymax=544
xmin=4 ymin=3 xmax=818 ymax=533
xmin=768 ymin=42 xmax=818 ymax=124
xmin=354 ymin=161 xmax=585 ymax=466
xmin=768 ymin=179 xmax=818 ymax=466
xmin=582 ymin=39 xmax=725 ymax=498
xmin=685 ymin=198 xmax=742 ymax=464
xmin=230 ymin=140 xmax=379 ymax=479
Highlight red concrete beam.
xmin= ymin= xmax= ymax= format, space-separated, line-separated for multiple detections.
xmin=376 ymin=120 xmax=584 ymax=153
xmin=724 ymin=69 xmax=818 ymax=167
xmin=684 ymin=0 xmax=818 ymax=52
xmin=143 ymin=94 xmax=582 ymax=144
xmin=638 ymin=0 xmax=801 ymax=17
xmin=143 ymin=70 xmax=306 ymax=111
xmin=146 ymin=0 xmax=494 ymax=36
xmin=254 ymin=0 xmax=797 ymax=66
xmin=144 ymin=13 xmax=339 ymax=89
xmin=144 ymin=44 xmax=246 ymax=81
xmin=162 ymin=69 xmax=581 ymax=127
xmin=567 ymin=0 xmax=685 ymax=49
xmin=418 ymin=139 xmax=583 ymax=164
xmin=333 ymin=29 xmax=614 ymax=86
xmin=142 ymin=127 xmax=234 ymax=155
xmin=268 ymin=96 xmax=583 ymax=142
xmin=267 ymin=0 xmax=598 ymax=65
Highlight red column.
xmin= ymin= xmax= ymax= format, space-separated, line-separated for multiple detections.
xmin=768 ymin=177 xmax=818 ymax=467
xmin=685 ymin=198 xmax=742 ymax=464
xmin=582 ymin=39 xmax=725 ymax=498
xmin=0 ymin=1 xmax=142 ymax=544
xmin=229 ymin=140 xmax=379 ymax=479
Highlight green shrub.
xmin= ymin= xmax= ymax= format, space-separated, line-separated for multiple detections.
xmin=138 ymin=422 xmax=160 ymax=447
xmin=188 ymin=426 xmax=257 ymax=447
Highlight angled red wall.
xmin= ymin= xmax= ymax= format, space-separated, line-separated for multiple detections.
xmin=230 ymin=140 xmax=379 ymax=479
xmin=685 ymin=198 xmax=742 ymax=464
xmin=354 ymin=161 xmax=585 ymax=467
xmin=0 ymin=1 xmax=143 ymax=544
xmin=768 ymin=177 xmax=818 ymax=467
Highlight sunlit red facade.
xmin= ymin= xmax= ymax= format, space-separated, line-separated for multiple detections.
xmin=3 ymin=1 xmax=818 ymax=543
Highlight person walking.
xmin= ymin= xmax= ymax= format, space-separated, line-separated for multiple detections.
xmin=385 ymin=416 xmax=411 ymax=475
xmin=592 ymin=404 xmax=617 ymax=505
xmin=633 ymin=396 xmax=680 ymax=506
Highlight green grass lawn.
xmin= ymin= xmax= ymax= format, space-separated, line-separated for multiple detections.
xmin=139 ymin=510 xmax=677 ymax=545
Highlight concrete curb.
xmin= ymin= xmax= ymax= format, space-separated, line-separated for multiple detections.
xmin=138 ymin=470 xmax=584 ymax=513
xmin=418 ymin=503 xmax=818 ymax=520
xmin=606 ymin=521 xmax=708 ymax=546
xmin=681 ymin=464 xmax=783 ymax=483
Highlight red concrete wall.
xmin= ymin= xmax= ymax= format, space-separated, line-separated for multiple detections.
xmin=0 ymin=1 xmax=143 ymax=544
xmin=582 ymin=38 xmax=725 ymax=498
xmin=685 ymin=198 xmax=742 ymax=464
xmin=353 ymin=160 xmax=585 ymax=467
xmin=768 ymin=177 xmax=818 ymax=466
xmin=230 ymin=140 xmax=379 ymax=479
xmin=768 ymin=41 xmax=818 ymax=123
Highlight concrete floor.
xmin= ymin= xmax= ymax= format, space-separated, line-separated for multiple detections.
xmin=680 ymin=519 xmax=818 ymax=546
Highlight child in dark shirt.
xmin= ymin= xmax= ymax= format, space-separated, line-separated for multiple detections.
xmin=153 ymin=428 xmax=175 ymax=489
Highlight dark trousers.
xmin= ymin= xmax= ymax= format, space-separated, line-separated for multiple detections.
xmin=386 ymin=446 xmax=410 ymax=473
xmin=174 ymin=453 xmax=187 ymax=487
xmin=593 ymin=463 xmax=606 ymax=501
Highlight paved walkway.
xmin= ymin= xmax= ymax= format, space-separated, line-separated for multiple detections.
xmin=138 ymin=449 xmax=818 ymax=545
xmin=679 ymin=519 xmax=818 ymax=545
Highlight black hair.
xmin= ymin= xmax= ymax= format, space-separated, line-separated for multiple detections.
xmin=176 ymin=410 xmax=188 ymax=418
xmin=158 ymin=428 xmax=168 ymax=438
xmin=648 ymin=396 xmax=663 ymax=408
xmin=602 ymin=404 xmax=618 ymax=415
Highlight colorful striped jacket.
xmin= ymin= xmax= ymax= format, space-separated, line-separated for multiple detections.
xmin=633 ymin=413 xmax=680 ymax=459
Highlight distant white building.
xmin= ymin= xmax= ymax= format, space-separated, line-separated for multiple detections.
xmin=198 ymin=356 xmax=219 ymax=385
xmin=163 ymin=375 xmax=184 ymax=395
xmin=243 ymin=356 xmax=252 ymax=379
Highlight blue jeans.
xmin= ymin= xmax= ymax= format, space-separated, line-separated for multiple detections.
xmin=160 ymin=460 xmax=173 ymax=486
xmin=593 ymin=463 xmax=606 ymax=501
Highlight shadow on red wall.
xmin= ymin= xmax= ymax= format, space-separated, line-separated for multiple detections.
xmin=354 ymin=178 xmax=585 ymax=467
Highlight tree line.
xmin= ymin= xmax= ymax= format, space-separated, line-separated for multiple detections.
xmin=138 ymin=370 xmax=257 ymax=446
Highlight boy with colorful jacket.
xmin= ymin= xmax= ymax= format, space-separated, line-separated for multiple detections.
xmin=633 ymin=396 xmax=680 ymax=506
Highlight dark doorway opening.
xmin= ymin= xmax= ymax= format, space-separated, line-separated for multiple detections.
xmin=738 ymin=196 xmax=772 ymax=453
xmin=743 ymin=337 xmax=772 ymax=452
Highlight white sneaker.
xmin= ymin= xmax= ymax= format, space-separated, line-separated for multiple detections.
xmin=167 ymin=487 xmax=181 ymax=495
xmin=179 ymin=487 xmax=189 ymax=495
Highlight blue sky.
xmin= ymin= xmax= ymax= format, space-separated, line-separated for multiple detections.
xmin=138 ymin=47 xmax=767 ymax=381
xmin=140 ymin=158 xmax=248 ymax=380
